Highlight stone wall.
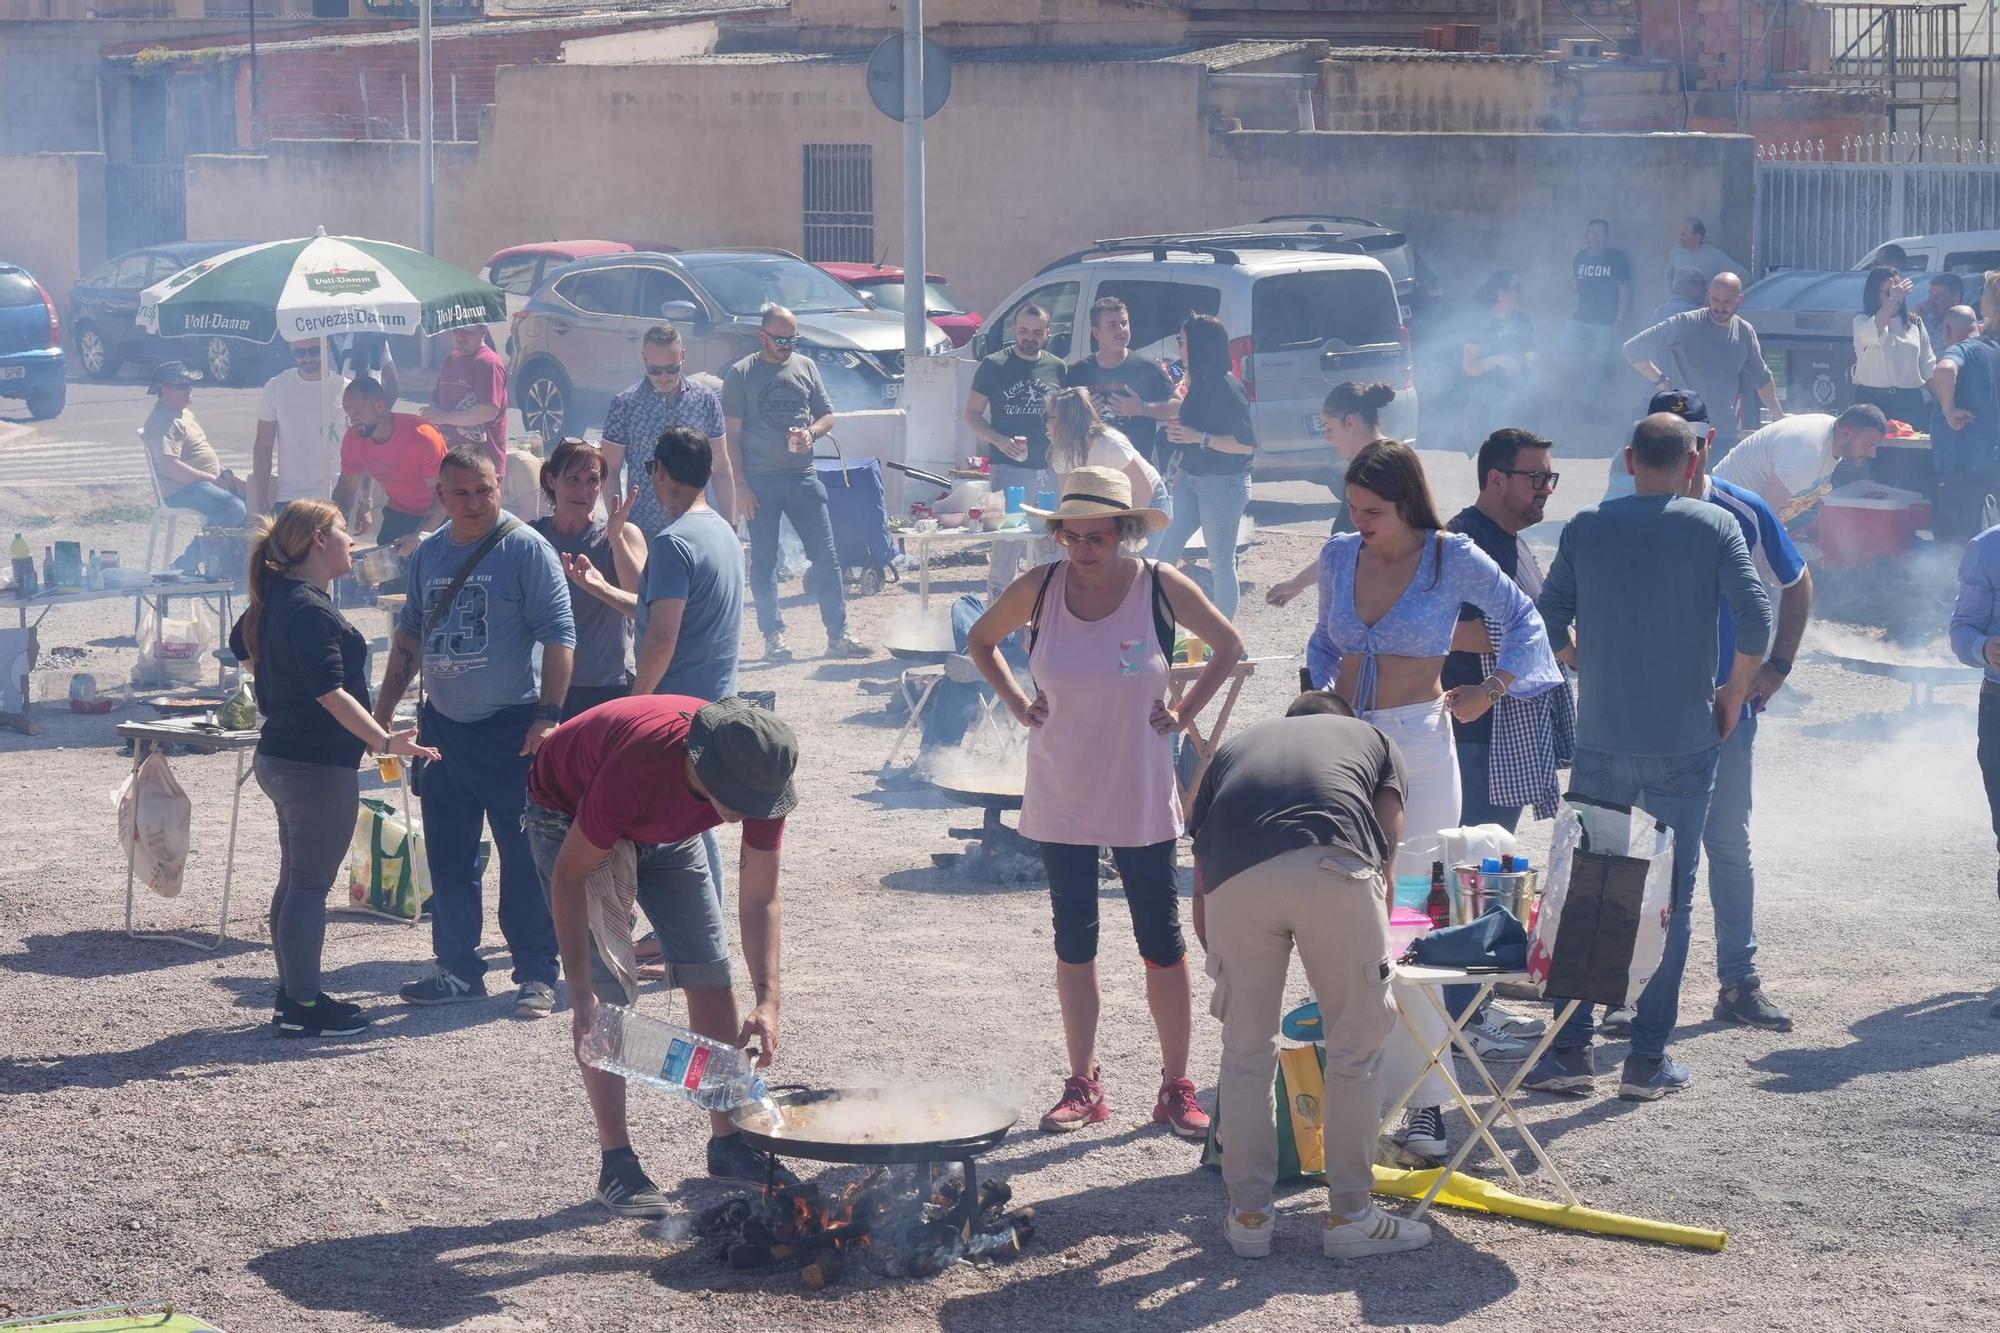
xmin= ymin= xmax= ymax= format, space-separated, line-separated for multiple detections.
xmin=1319 ymin=51 xmax=1568 ymax=132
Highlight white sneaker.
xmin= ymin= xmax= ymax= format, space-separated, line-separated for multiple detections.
xmin=1323 ymin=1205 xmax=1432 ymax=1259
xmin=1465 ymin=1018 xmax=1533 ymax=1061
xmin=1489 ymin=1008 xmax=1547 ymax=1038
xmin=1224 ymin=1208 xmax=1274 ymax=1258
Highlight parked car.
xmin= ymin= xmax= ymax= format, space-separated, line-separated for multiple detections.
xmin=1250 ymin=214 xmax=1441 ymax=325
xmin=0 ymin=262 xmax=65 ymax=420
xmin=69 ymin=240 xmax=289 ymax=387
xmin=480 ymin=239 xmax=638 ymax=353
xmin=980 ymin=230 xmax=1418 ymax=484
xmin=508 ymin=248 xmax=951 ymax=442
xmin=1739 ymin=231 xmax=1996 ymax=412
xmin=816 ymin=261 xmax=984 ymax=347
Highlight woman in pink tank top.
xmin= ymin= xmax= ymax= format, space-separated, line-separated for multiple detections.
xmin=968 ymin=467 xmax=1244 ymax=1141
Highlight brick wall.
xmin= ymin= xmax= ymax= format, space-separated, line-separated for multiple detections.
xmin=236 ymin=18 xmax=672 ymax=143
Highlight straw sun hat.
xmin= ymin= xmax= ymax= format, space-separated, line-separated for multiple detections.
xmin=1021 ymin=466 xmax=1170 ymax=532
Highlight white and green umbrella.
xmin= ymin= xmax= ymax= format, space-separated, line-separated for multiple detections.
xmin=137 ymin=228 xmax=503 ymax=343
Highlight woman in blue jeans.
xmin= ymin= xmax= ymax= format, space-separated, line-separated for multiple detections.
xmin=1157 ymin=314 xmax=1256 ymax=620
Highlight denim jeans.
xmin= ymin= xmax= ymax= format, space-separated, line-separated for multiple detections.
xmin=1550 ymin=743 xmax=1721 ymax=1062
xmin=746 ymin=471 xmax=846 ymax=640
xmin=417 ymin=702 xmax=559 ymax=987
xmin=1980 ymin=685 xmax=2000 ymax=851
xmin=922 ymin=593 xmax=1026 ymax=750
xmin=167 ymin=479 xmax=247 ymax=528
xmin=1158 ymin=468 xmax=1250 ymax=620
xmin=1703 ymin=710 xmax=1760 ymax=987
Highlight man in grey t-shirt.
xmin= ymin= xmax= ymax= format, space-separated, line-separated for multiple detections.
xmin=722 ymin=305 xmax=866 ymax=662
xmin=1189 ymin=693 xmax=1433 ymax=1262
xmin=1623 ymin=273 xmax=1785 ymax=453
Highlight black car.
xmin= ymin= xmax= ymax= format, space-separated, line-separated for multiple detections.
xmin=68 ymin=240 xmax=289 ymax=387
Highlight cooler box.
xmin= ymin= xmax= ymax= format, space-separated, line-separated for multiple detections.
xmin=1818 ymin=482 xmax=1930 ymax=568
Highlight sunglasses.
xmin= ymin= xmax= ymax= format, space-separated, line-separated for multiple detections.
xmin=1054 ymin=528 xmax=1118 ymax=551
xmin=1498 ymin=468 xmax=1560 ymax=490
xmin=645 ymin=362 xmax=685 ymax=378
xmin=292 ymin=348 xmax=321 ymax=361
xmin=764 ymin=333 xmax=799 ymax=348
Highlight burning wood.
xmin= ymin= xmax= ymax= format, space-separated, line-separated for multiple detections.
xmin=696 ymin=1165 xmax=1034 ymax=1287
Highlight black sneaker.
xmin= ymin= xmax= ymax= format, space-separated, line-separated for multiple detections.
xmin=399 ymin=967 xmax=488 ymax=1006
xmin=595 ymin=1149 xmax=668 ymax=1219
xmin=1715 ymin=980 xmax=1793 ymax=1032
xmin=707 ymin=1133 xmax=798 ymax=1187
xmin=275 ymin=995 xmax=371 ymax=1038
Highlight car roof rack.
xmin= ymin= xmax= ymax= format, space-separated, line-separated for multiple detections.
xmin=1034 ymin=229 xmax=1393 ymax=277
xmin=1256 ymin=213 xmax=1388 ymax=230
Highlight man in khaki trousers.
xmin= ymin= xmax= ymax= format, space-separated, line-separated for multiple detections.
xmin=1191 ymin=692 xmax=1433 ymax=1261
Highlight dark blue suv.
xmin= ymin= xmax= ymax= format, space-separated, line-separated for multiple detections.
xmin=0 ymin=262 xmax=64 ymax=420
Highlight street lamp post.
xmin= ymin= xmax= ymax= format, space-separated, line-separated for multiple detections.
xmin=901 ymin=0 xmax=925 ymax=362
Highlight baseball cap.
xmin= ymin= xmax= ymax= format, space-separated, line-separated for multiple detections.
xmin=686 ymin=699 xmax=799 ymax=821
xmin=1648 ymin=387 xmax=1708 ymax=423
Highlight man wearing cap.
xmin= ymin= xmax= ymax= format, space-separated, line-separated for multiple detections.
xmin=143 ymin=362 xmax=246 ymax=556
xmin=1636 ymin=389 xmax=1811 ymax=1034
xmin=526 ymin=694 xmax=798 ymax=1213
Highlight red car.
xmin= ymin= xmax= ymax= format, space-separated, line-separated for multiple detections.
xmin=815 ymin=262 xmax=983 ymax=348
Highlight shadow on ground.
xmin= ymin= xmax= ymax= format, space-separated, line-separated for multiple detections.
xmin=0 ymin=928 xmax=263 ymax=980
xmin=247 ymin=1204 xmax=624 ymax=1330
xmin=1748 ymin=990 xmax=2000 ymax=1094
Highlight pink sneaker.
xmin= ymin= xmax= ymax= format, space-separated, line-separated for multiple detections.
xmin=1039 ymin=1066 xmax=1112 ymax=1133
xmin=1152 ymin=1075 xmax=1211 ymax=1138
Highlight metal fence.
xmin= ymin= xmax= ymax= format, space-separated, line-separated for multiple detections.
xmin=801 ymin=143 xmax=874 ymax=265
xmin=1755 ymin=134 xmax=2000 ymax=272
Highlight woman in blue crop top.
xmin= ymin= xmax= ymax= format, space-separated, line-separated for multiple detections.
xmin=1270 ymin=440 xmax=1559 ymax=1156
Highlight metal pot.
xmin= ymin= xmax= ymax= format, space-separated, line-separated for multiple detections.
xmin=1457 ymin=866 xmax=1539 ymax=924
xmin=353 ymin=544 xmax=403 ymax=588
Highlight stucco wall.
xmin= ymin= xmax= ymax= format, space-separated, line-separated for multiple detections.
xmin=0 ymin=151 xmax=104 ymax=298
xmin=180 ymin=56 xmax=1754 ymax=326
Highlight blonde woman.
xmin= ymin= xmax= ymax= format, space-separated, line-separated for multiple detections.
xmin=1045 ymin=387 xmax=1171 ymax=555
xmin=228 ymin=500 xmax=437 ymax=1038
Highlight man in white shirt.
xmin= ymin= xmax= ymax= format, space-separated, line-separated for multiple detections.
xmin=250 ymin=339 xmax=351 ymax=516
xmin=1711 ymin=404 xmax=1888 ymax=522
xmin=1662 ymin=216 xmax=1741 ymax=296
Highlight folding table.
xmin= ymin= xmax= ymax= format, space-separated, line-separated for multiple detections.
xmin=115 ymin=717 xmax=260 ymax=951
xmin=1380 ymin=963 xmax=1585 ymax=1220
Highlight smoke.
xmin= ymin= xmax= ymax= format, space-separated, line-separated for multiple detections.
xmin=916 ymin=718 xmax=1026 ymax=798
xmin=882 ymin=603 xmax=955 ymax=654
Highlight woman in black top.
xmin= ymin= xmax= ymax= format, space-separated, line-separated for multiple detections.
xmin=1156 ymin=314 xmax=1257 ymax=620
xmin=1461 ymin=270 xmax=1536 ymax=443
xmin=229 ymin=499 xmax=437 ymax=1038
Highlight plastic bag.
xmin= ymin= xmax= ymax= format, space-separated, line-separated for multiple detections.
xmin=346 ymin=795 xmax=432 ymax=920
xmin=1201 ymin=1042 xmax=1329 ymax=1183
xmin=1528 ymin=794 xmax=1674 ymax=1008
xmin=116 ymin=751 xmax=192 ymax=897
xmin=132 ymin=601 xmax=216 ymax=688
xmin=216 ymin=674 xmax=257 ymax=731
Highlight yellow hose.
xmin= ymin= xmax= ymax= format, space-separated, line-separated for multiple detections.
xmin=1373 ymin=1165 xmax=1727 ymax=1252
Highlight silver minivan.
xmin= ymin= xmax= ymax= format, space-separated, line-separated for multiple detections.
xmin=976 ymin=234 xmax=1419 ymax=485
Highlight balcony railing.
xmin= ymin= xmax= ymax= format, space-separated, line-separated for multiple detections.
xmin=1811 ymin=2 xmax=1964 ymax=105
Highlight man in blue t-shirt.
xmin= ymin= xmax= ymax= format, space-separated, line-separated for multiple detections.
xmin=1657 ymin=389 xmax=1812 ymax=1034
xmin=634 ymin=424 xmax=746 ymax=898
xmin=375 ymin=447 xmax=577 ymax=1018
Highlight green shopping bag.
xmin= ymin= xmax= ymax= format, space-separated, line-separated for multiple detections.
xmin=345 ymin=796 xmax=432 ymax=920
xmin=1200 ymin=1043 xmax=1329 ymax=1183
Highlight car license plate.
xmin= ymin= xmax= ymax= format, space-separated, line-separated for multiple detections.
xmin=883 ymin=381 xmax=902 ymax=404
xmin=1303 ymin=412 xmax=1321 ymax=438
xmin=0 ymin=365 xmax=27 ymax=382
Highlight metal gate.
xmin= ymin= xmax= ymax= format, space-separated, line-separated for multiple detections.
xmin=105 ymin=163 xmax=187 ymax=256
xmin=801 ymin=143 xmax=874 ymax=264
xmin=1755 ymin=135 xmax=2000 ymax=274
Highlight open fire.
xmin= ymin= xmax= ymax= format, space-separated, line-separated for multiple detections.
xmin=697 ymin=1165 xmax=1035 ymax=1287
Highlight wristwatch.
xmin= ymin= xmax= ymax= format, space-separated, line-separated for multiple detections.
xmin=1482 ymin=674 xmax=1506 ymax=704
xmin=1766 ymin=655 xmax=1793 ymax=677
xmin=534 ymin=704 xmax=562 ymax=723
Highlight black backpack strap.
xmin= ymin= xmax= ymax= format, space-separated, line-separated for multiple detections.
xmin=1026 ymin=561 xmax=1062 ymax=654
xmin=420 ymin=516 xmax=518 ymax=642
xmin=1149 ymin=559 xmax=1177 ymax=658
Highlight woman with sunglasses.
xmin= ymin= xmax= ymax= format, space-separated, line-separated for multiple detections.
xmin=1279 ymin=439 xmax=1559 ymax=1159
xmin=967 ymin=467 xmax=1244 ymax=1140
xmin=530 ymin=438 xmax=647 ymax=720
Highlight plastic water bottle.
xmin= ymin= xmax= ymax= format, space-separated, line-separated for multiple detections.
xmin=579 ymin=1003 xmax=769 ymax=1112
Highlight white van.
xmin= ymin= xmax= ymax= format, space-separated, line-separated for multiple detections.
xmin=977 ymin=233 xmax=1419 ymax=485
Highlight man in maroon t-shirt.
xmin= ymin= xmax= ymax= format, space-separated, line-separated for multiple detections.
xmin=424 ymin=325 xmax=510 ymax=476
xmin=526 ymin=694 xmax=798 ymax=1215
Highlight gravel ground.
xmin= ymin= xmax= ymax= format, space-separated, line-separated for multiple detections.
xmin=2 ymin=445 xmax=1998 ymax=1332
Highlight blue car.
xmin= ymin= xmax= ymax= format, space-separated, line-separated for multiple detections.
xmin=0 ymin=262 xmax=64 ymax=420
